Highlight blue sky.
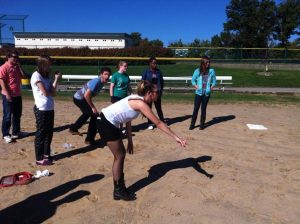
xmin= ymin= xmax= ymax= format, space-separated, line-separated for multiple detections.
xmin=1 ymin=0 xmax=232 ymax=46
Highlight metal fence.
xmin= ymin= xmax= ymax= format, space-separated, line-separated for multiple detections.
xmin=168 ymin=47 xmax=300 ymax=63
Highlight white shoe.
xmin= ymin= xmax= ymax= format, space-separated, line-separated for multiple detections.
xmin=147 ymin=125 xmax=154 ymax=130
xmin=4 ymin=136 xmax=12 ymax=143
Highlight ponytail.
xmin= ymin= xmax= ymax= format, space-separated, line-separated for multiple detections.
xmin=137 ymin=80 xmax=155 ymax=96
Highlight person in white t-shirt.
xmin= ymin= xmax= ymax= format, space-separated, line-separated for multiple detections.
xmin=31 ymin=55 xmax=61 ymax=166
xmin=97 ymin=80 xmax=187 ymax=201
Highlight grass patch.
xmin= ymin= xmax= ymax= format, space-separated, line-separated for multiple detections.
xmin=22 ymin=90 xmax=300 ymax=105
xmin=162 ymin=92 xmax=300 ymax=105
xmin=22 ymin=63 xmax=300 ymax=88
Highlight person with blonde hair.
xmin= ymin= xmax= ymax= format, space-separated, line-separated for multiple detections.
xmin=97 ymin=80 xmax=187 ymax=201
xmin=110 ymin=60 xmax=131 ymax=103
xmin=30 ymin=55 xmax=61 ymax=165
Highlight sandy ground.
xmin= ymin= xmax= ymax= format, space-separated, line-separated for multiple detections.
xmin=0 ymin=99 xmax=299 ymax=224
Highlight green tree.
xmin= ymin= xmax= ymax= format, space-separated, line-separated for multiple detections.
xmin=273 ymin=0 xmax=300 ymax=47
xmin=224 ymin=0 xmax=276 ymax=48
xmin=129 ymin=32 xmax=142 ymax=47
xmin=149 ymin=39 xmax=164 ymax=47
xmin=168 ymin=39 xmax=185 ymax=47
xmin=211 ymin=35 xmax=222 ymax=47
xmin=129 ymin=32 xmax=164 ymax=47
xmin=189 ymin=38 xmax=201 ymax=47
xmin=257 ymin=0 xmax=276 ymax=47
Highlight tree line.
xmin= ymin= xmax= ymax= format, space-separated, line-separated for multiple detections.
xmin=130 ymin=0 xmax=299 ymax=49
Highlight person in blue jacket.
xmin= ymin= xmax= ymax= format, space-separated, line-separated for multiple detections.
xmin=190 ymin=56 xmax=216 ymax=130
xmin=141 ymin=57 xmax=164 ymax=129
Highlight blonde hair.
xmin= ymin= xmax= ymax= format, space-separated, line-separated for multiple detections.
xmin=117 ymin=60 xmax=127 ymax=69
xmin=137 ymin=80 xmax=155 ymax=96
xmin=37 ymin=55 xmax=51 ymax=78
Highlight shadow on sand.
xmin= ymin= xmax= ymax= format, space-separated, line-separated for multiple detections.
xmin=127 ymin=155 xmax=213 ymax=194
xmin=0 ymin=174 xmax=104 ymax=224
xmin=17 ymin=124 xmax=71 ymax=141
xmin=54 ymin=139 xmax=106 ymax=161
xmin=132 ymin=115 xmax=192 ymax=132
xmin=194 ymin=115 xmax=236 ymax=129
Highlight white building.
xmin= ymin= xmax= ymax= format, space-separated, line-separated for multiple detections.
xmin=13 ymin=32 xmax=133 ymax=49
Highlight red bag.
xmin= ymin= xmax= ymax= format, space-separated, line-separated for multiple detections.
xmin=0 ymin=172 xmax=33 ymax=188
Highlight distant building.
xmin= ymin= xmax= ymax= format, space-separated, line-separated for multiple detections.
xmin=13 ymin=32 xmax=133 ymax=49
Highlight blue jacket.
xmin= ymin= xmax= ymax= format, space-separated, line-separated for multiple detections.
xmin=191 ymin=68 xmax=217 ymax=96
xmin=141 ymin=68 xmax=164 ymax=92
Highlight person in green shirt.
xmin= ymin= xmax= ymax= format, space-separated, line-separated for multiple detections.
xmin=110 ymin=60 xmax=131 ymax=103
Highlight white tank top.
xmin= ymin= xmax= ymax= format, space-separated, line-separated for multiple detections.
xmin=102 ymin=94 xmax=144 ymax=128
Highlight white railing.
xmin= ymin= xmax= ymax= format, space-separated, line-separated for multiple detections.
xmin=62 ymin=75 xmax=232 ymax=85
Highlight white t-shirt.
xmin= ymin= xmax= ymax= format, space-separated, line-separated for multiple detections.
xmin=30 ymin=71 xmax=54 ymax=111
xmin=102 ymin=95 xmax=144 ymax=128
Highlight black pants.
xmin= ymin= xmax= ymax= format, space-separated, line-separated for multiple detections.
xmin=190 ymin=94 xmax=210 ymax=126
xmin=34 ymin=106 xmax=54 ymax=161
xmin=70 ymin=97 xmax=97 ymax=141
xmin=148 ymin=95 xmax=164 ymax=124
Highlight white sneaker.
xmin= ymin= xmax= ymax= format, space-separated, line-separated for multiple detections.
xmin=147 ymin=125 xmax=154 ymax=130
xmin=4 ymin=136 xmax=12 ymax=143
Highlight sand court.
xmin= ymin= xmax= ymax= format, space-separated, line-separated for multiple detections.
xmin=0 ymin=99 xmax=299 ymax=223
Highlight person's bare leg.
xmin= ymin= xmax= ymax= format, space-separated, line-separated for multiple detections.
xmin=107 ymin=139 xmax=136 ymax=201
xmin=107 ymin=139 xmax=126 ymax=181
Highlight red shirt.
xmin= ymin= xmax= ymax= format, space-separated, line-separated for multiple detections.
xmin=0 ymin=61 xmax=22 ymax=97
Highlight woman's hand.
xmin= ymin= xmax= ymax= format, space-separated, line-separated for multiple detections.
xmin=127 ymin=141 xmax=134 ymax=154
xmin=194 ymin=85 xmax=199 ymax=90
xmin=92 ymin=107 xmax=98 ymax=115
xmin=55 ymin=71 xmax=62 ymax=80
xmin=6 ymin=94 xmax=12 ymax=102
xmin=175 ymin=136 xmax=187 ymax=147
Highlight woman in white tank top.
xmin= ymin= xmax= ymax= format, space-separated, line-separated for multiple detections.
xmin=97 ymin=80 xmax=187 ymax=201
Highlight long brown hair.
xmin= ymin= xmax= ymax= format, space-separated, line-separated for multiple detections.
xmin=37 ymin=55 xmax=51 ymax=78
xmin=199 ymin=56 xmax=210 ymax=75
xmin=137 ymin=80 xmax=155 ymax=96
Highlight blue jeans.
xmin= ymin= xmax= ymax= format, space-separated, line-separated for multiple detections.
xmin=1 ymin=95 xmax=22 ymax=137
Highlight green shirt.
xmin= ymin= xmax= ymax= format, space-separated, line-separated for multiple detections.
xmin=111 ymin=71 xmax=130 ymax=98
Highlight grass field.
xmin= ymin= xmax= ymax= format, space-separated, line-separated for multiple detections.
xmin=22 ymin=63 xmax=300 ymax=88
xmin=22 ymin=90 xmax=300 ymax=105
xmin=21 ymin=63 xmax=300 ymax=105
